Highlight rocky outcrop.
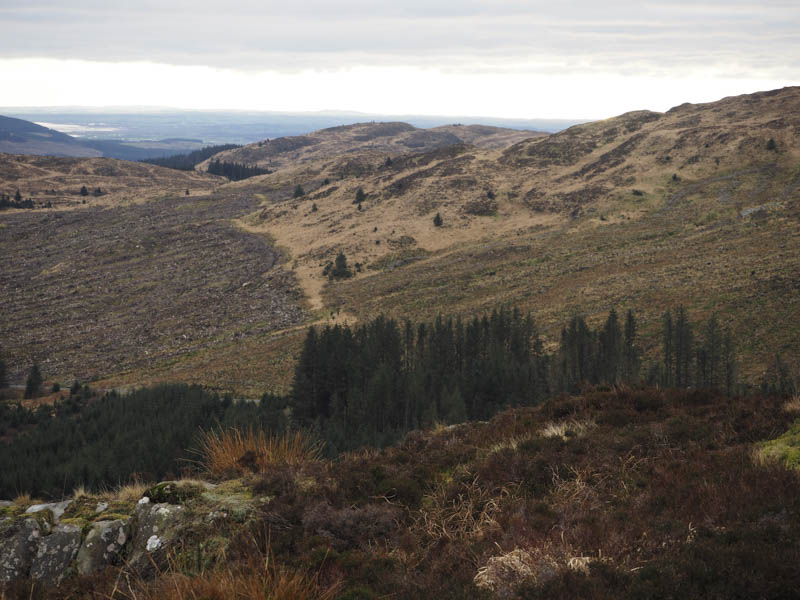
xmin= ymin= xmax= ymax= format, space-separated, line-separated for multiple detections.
xmin=0 ymin=518 xmax=42 ymax=582
xmin=25 ymin=500 xmax=72 ymax=522
xmin=75 ymin=520 xmax=129 ymax=575
xmin=29 ymin=524 xmax=82 ymax=586
xmin=127 ymin=498 xmax=186 ymax=576
xmin=0 ymin=480 xmax=248 ymax=589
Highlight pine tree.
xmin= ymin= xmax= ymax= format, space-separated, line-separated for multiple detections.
xmin=15 ymin=189 xmax=22 ymax=202
xmin=329 ymin=251 xmax=353 ymax=279
xmin=354 ymin=187 xmax=366 ymax=204
xmin=433 ymin=212 xmax=443 ymax=227
xmin=623 ymin=309 xmax=640 ymax=381
xmin=24 ymin=363 xmax=43 ymax=399
xmin=662 ymin=310 xmax=674 ymax=387
xmin=674 ymin=306 xmax=693 ymax=387
xmin=441 ymin=387 xmax=467 ymax=424
xmin=80 ymin=185 xmax=89 ymax=197
xmin=293 ymin=184 xmax=305 ymax=198
xmin=598 ymin=308 xmax=622 ymax=383
xmin=722 ymin=331 xmax=737 ymax=395
xmin=702 ymin=314 xmax=722 ymax=388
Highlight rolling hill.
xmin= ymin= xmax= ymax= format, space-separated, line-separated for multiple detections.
xmin=0 ymin=115 xmax=102 ymax=158
xmin=0 ymin=87 xmax=798 ymax=394
xmin=198 ymin=121 xmax=544 ymax=172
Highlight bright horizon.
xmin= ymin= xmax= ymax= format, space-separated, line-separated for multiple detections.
xmin=1 ymin=2 xmax=799 ymax=120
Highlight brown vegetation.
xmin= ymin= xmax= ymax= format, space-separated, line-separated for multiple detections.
xmin=198 ymin=429 xmax=323 ymax=477
xmin=6 ymin=386 xmax=800 ymax=599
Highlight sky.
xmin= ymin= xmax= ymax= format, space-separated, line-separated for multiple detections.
xmin=0 ymin=1 xmax=798 ymax=119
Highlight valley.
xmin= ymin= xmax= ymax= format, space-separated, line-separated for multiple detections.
xmin=1 ymin=88 xmax=799 ymax=395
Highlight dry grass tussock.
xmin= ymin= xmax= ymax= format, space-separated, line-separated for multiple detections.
xmin=539 ymin=418 xmax=597 ymax=440
xmin=783 ymin=394 xmax=800 ymax=413
xmin=416 ymin=475 xmax=514 ymax=542
xmin=474 ymin=545 xmax=594 ymax=596
xmin=113 ymin=554 xmax=341 ymax=600
xmin=198 ymin=428 xmax=323 ymax=477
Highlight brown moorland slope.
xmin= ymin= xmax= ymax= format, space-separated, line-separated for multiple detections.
xmin=0 ymin=154 xmax=221 ymax=208
xmin=2 ymin=88 xmax=798 ymax=394
xmin=219 ymin=87 xmax=800 ymax=386
xmin=0 ymin=157 xmax=303 ymax=387
xmin=5 ymin=387 xmax=800 ymax=598
xmin=198 ymin=121 xmax=544 ymax=172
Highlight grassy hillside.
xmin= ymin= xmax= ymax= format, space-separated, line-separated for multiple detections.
xmin=0 ymin=181 xmax=303 ymax=386
xmin=222 ymin=86 xmax=800 ymax=387
xmin=0 ymin=154 xmax=221 ymax=209
xmin=1 ymin=88 xmax=798 ymax=394
xmin=198 ymin=121 xmax=544 ymax=172
xmin=0 ymin=116 xmax=102 ymax=158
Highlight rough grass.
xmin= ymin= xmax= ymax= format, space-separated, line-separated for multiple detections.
xmin=756 ymin=419 xmax=800 ymax=469
xmin=9 ymin=387 xmax=800 ymax=599
xmin=198 ymin=429 xmax=323 ymax=477
xmin=128 ymin=557 xmax=341 ymax=600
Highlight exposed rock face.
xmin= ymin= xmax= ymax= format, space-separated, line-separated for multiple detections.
xmin=29 ymin=524 xmax=82 ymax=586
xmin=75 ymin=520 xmax=130 ymax=575
xmin=0 ymin=482 xmax=234 ymax=589
xmin=0 ymin=518 xmax=42 ymax=582
xmin=25 ymin=500 xmax=72 ymax=523
xmin=127 ymin=498 xmax=186 ymax=576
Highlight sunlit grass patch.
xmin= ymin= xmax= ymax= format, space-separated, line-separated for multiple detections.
xmin=540 ymin=418 xmax=597 ymax=440
xmin=756 ymin=419 xmax=800 ymax=469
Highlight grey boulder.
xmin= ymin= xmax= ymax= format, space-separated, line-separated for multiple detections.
xmin=30 ymin=524 xmax=82 ymax=586
xmin=0 ymin=518 xmax=42 ymax=582
xmin=75 ymin=519 xmax=130 ymax=575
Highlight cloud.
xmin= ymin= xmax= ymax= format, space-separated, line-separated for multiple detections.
xmin=0 ymin=1 xmax=798 ymax=78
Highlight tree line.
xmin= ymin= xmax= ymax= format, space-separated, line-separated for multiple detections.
xmin=282 ymin=306 xmax=760 ymax=452
xmin=3 ymin=305 xmax=798 ymax=497
xmin=0 ymin=190 xmax=34 ymax=210
xmin=0 ymin=383 xmax=284 ymax=499
xmin=206 ymin=159 xmax=272 ymax=181
xmin=142 ymin=144 xmax=241 ymax=171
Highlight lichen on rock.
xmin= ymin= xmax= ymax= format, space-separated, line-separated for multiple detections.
xmin=29 ymin=524 xmax=82 ymax=586
xmin=0 ymin=518 xmax=41 ymax=583
xmin=75 ymin=519 xmax=130 ymax=575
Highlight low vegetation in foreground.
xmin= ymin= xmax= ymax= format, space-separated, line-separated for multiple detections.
xmin=2 ymin=386 xmax=800 ymax=599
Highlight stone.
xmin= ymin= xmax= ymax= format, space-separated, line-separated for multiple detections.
xmin=75 ymin=519 xmax=130 ymax=575
xmin=0 ymin=518 xmax=41 ymax=582
xmin=25 ymin=500 xmax=73 ymax=523
xmin=128 ymin=502 xmax=185 ymax=576
xmin=30 ymin=524 xmax=82 ymax=587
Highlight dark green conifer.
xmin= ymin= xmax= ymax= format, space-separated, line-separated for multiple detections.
xmin=24 ymin=363 xmax=43 ymax=399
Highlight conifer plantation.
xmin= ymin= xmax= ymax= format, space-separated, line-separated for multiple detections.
xmin=1 ymin=305 xmax=762 ymax=499
xmin=143 ymin=144 xmax=241 ymax=171
xmin=206 ymin=159 xmax=272 ymax=180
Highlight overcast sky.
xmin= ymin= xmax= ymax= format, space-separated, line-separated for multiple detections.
xmin=1 ymin=1 xmax=798 ymax=118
